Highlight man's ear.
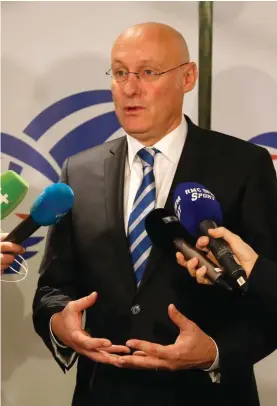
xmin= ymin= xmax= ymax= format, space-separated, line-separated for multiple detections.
xmin=183 ymin=63 xmax=198 ymax=94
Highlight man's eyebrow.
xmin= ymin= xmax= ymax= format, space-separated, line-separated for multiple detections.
xmin=112 ymin=59 xmax=163 ymax=67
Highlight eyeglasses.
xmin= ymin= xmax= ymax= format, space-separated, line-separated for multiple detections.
xmin=106 ymin=62 xmax=189 ymax=83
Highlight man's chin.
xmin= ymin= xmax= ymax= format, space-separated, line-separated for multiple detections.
xmin=125 ymin=128 xmax=152 ymax=139
xmin=121 ymin=122 xmax=151 ymax=137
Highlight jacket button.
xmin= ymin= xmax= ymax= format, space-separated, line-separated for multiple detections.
xmin=131 ymin=304 xmax=141 ymax=315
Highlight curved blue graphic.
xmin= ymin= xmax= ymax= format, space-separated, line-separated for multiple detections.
xmin=50 ymin=111 xmax=121 ymax=167
xmin=249 ymin=132 xmax=277 ymax=149
xmin=23 ymin=90 xmax=114 ymax=140
xmin=249 ymin=132 xmax=277 ymax=160
xmin=1 ymin=133 xmax=59 ymax=183
xmin=8 ymin=162 xmax=23 ymax=174
xmin=2 ymin=89 xmax=121 ymax=275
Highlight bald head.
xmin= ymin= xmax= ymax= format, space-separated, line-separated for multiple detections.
xmin=112 ymin=22 xmax=190 ymax=64
xmin=110 ymin=22 xmax=197 ymax=145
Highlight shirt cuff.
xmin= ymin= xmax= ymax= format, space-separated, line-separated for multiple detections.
xmin=49 ymin=315 xmax=77 ymax=368
xmin=49 ymin=315 xmax=68 ymax=348
xmin=203 ymin=337 xmax=221 ymax=383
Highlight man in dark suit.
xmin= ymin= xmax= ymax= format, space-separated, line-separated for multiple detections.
xmin=177 ymin=227 xmax=277 ymax=322
xmin=32 ymin=22 xmax=277 ymax=406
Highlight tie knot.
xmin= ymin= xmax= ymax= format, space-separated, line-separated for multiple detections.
xmin=137 ymin=147 xmax=158 ymax=168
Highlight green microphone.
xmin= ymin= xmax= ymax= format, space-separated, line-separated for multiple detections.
xmin=0 ymin=170 xmax=29 ymax=220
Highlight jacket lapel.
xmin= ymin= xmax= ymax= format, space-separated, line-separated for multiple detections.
xmin=104 ymin=137 xmax=137 ymax=297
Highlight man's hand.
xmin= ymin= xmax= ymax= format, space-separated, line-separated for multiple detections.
xmin=51 ymin=291 xmax=130 ymax=365
xmin=176 ymin=227 xmax=259 ymax=285
xmin=115 ymin=304 xmax=217 ymax=371
xmin=0 ymin=233 xmax=25 ymax=274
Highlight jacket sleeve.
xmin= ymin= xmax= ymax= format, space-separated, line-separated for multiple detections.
xmin=32 ymin=158 xmax=80 ymax=372
xmin=215 ymin=147 xmax=277 ymax=381
xmin=248 ymin=255 xmax=277 ymax=318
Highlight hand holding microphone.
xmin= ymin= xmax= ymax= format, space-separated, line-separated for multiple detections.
xmin=145 ymin=208 xmax=232 ymax=292
xmin=1 ymin=182 xmax=75 ymax=278
xmin=177 ymin=227 xmax=259 ymax=285
xmin=173 ymin=182 xmax=249 ymax=293
xmin=0 ymin=233 xmax=25 ymax=274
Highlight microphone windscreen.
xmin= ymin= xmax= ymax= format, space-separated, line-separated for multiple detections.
xmin=173 ymin=182 xmax=222 ymax=237
xmin=0 ymin=170 xmax=29 ymax=219
xmin=30 ymin=183 xmax=74 ymax=226
xmin=145 ymin=208 xmax=195 ymax=250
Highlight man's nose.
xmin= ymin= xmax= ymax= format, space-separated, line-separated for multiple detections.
xmin=122 ymin=73 xmax=141 ymax=97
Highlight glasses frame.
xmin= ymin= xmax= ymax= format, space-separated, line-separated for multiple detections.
xmin=105 ymin=62 xmax=189 ymax=82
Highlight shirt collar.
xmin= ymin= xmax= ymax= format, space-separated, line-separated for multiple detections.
xmin=126 ymin=115 xmax=187 ymax=168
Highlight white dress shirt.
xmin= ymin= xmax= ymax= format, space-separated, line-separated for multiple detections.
xmin=124 ymin=116 xmax=187 ymax=233
xmin=50 ymin=116 xmax=220 ymax=380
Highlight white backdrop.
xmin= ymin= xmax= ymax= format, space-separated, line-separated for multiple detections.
xmin=1 ymin=2 xmax=276 ymax=406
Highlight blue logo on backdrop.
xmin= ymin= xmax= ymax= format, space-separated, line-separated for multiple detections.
xmin=1 ymin=90 xmax=121 ymax=273
xmin=249 ymin=132 xmax=277 ymax=160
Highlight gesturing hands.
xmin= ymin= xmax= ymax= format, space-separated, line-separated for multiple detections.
xmin=53 ymin=292 xmax=216 ymax=371
xmin=113 ymin=304 xmax=217 ymax=371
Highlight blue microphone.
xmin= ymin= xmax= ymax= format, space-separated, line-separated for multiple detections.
xmin=173 ymin=182 xmax=248 ymax=293
xmin=4 ymin=183 xmax=74 ymax=245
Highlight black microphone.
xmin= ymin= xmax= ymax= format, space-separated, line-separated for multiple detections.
xmin=145 ymin=208 xmax=233 ymax=292
xmin=173 ymin=182 xmax=248 ymax=294
xmin=199 ymin=220 xmax=248 ymax=291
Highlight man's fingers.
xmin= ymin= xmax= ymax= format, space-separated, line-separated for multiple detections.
xmin=133 ymin=351 xmax=148 ymax=356
xmin=168 ymin=304 xmax=191 ymax=332
xmin=71 ymin=330 xmax=111 ymax=350
xmin=208 ymin=227 xmax=241 ymax=248
xmin=82 ymin=349 xmax=124 ymax=366
xmin=72 ymin=292 xmax=98 ymax=312
xmin=116 ymin=354 xmax=170 ymax=370
xmin=0 ymin=253 xmax=16 ymax=265
xmin=97 ymin=345 xmax=131 ymax=354
xmin=186 ymin=257 xmax=198 ymax=277
xmin=0 ymin=233 xmax=9 ymax=242
xmin=126 ymin=339 xmax=166 ymax=359
xmin=196 ymin=236 xmax=210 ymax=250
xmin=176 ymin=252 xmax=187 ymax=267
xmin=0 ymin=242 xmax=25 ymax=255
xmin=196 ymin=266 xmax=211 ymax=285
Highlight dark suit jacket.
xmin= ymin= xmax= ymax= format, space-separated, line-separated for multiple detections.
xmin=33 ymin=116 xmax=277 ymax=406
xmin=248 ymin=256 xmax=277 ymax=320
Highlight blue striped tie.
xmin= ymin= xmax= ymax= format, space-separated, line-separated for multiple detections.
xmin=128 ymin=147 xmax=158 ymax=285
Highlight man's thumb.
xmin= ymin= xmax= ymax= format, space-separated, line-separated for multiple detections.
xmin=73 ymin=291 xmax=97 ymax=312
xmin=168 ymin=304 xmax=190 ymax=331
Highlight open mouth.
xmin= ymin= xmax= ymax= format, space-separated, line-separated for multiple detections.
xmin=124 ymin=106 xmax=145 ymax=112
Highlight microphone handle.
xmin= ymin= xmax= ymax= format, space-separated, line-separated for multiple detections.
xmin=5 ymin=215 xmax=40 ymax=244
xmin=199 ymin=220 xmax=248 ymax=292
xmin=173 ymin=238 xmax=233 ymax=292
